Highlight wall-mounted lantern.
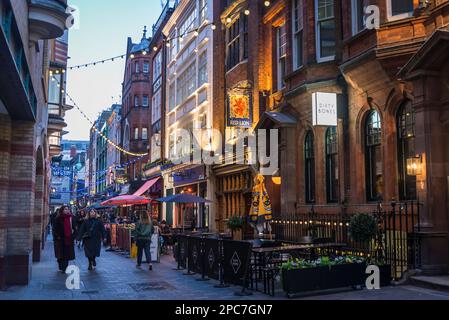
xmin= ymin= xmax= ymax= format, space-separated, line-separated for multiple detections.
xmin=407 ymin=155 xmax=423 ymax=176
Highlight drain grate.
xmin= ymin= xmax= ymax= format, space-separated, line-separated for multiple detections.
xmin=128 ymin=282 xmax=175 ymax=292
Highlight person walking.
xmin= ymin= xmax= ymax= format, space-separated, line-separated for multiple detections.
xmin=77 ymin=209 xmax=107 ymax=271
xmin=53 ymin=205 xmax=76 ymax=273
xmin=74 ymin=210 xmax=86 ymax=249
xmin=134 ymin=212 xmax=154 ymax=271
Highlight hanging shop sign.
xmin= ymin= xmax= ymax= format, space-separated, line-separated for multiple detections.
xmin=227 ymin=92 xmax=253 ymax=128
xmin=312 ymin=92 xmax=338 ymax=126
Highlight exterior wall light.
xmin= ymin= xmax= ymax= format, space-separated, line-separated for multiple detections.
xmin=407 ymin=155 xmax=423 ymax=176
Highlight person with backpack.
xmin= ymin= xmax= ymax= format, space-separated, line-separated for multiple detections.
xmin=133 ymin=212 xmax=154 ymax=271
xmin=77 ymin=209 xmax=107 ymax=271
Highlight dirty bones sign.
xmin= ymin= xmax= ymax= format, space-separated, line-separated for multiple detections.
xmin=312 ymin=92 xmax=338 ymax=126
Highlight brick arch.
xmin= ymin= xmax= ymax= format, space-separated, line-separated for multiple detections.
xmin=33 ymin=145 xmax=45 ymax=262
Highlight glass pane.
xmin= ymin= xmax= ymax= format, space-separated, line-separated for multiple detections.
xmin=319 ymin=19 xmax=336 ymax=58
xmin=317 ymin=0 xmax=334 ymax=20
xmin=391 ymin=0 xmax=413 ymax=16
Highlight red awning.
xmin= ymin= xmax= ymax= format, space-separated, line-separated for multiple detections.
xmin=133 ymin=177 xmax=161 ymax=196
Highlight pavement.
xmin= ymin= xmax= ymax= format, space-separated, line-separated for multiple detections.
xmin=1 ymin=237 xmax=449 ymax=300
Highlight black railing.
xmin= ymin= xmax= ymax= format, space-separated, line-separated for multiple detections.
xmin=272 ymin=201 xmax=422 ymax=281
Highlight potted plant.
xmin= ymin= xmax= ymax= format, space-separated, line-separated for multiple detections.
xmin=227 ymin=215 xmax=244 ymax=241
xmin=280 ymin=255 xmax=366 ymax=296
xmin=349 ymin=213 xmax=391 ymax=287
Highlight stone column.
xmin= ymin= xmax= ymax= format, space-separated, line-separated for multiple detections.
xmin=413 ymin=73 xmax=449 ymax=275
xmin=280 ymin=127 xmax=297 ymax=214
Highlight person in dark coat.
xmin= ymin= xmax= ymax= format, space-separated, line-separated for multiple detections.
xmin=53 ymin=205 xmax=76 ymax=273
xmin=74 ymin=210 xmax=86 ymax=249
xmin=77 ymin=209 xmax=107 ymax=271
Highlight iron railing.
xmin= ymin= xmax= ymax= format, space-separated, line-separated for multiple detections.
xmin=271 ymin=201 xmax=422 ymax=281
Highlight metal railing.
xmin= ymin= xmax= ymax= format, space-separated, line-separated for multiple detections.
xmin=272 ymin=201 xmax=422 ymax=281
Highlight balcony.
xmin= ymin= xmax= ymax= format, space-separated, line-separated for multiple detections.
xmin=28 ymin=0 xmax=69 ymax=42
xmin=47 ymin=113 xmax=67 ymax=133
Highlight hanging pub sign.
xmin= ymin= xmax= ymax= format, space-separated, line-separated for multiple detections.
xmin=312 ymin=92 xmax=338 ymax=126
xmin=227 ymin=92 xmax=253 ymax=128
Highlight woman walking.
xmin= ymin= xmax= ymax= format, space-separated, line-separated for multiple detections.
xmin=53 ymin=206 xmax=76 ymax=273
xmin=134 ymin=212 xmax=154 ymax=270
xmin=77 ymin=209 xmax=107 ymax=271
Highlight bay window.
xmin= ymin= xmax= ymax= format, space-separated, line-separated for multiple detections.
xmin=387 ymin=0 xmax=414 ymax=21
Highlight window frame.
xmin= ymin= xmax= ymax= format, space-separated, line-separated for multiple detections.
xmin=365 ymin=110 xmax=383 ymax=202
xmin=304 ymin=131 xmax=316 ymax=204
xmin=386 ymin=0 xmax=414 ymax=22
xmin=397 ymin=101 xmax=417 ymax=200
xmin=226 ymin=13 xmax=249 ymax=71
xmin=351 ymin=0 xmax=366 ymax=35
xmin=134 ymin=95 xmax=139 ymax=107
xmin=315 ymin=0 xmax=336 ymax=63
xmin=142 ymin=95 xmax=149 ymax=108
xmin=325 ymin=127 xmax=339 ymax=203
xmin=292 ymin=0 xmax=304 ymax=70
xmin=277 ymin=23 xmax=287 ymax=91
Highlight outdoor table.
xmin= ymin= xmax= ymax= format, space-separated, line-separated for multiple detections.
xmin=250 ymin=243 xmax=347 ymax=295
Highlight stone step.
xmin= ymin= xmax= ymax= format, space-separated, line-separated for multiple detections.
xmin=410 ymin=275 xmax=449 ymax=293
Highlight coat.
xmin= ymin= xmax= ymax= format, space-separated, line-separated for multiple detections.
xmin=53 ymin=214 xmax=76 ymax=261
xmin=133 ymin=222 xmax=154 ymax=247
xmin=77 ymin=218 xmax=106 ymax=258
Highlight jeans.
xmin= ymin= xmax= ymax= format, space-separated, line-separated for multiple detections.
xmin=137 ymin=239 xmax=152 ymax=265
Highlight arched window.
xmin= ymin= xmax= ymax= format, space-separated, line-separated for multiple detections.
xmin=365 ymin=110 xmax=383 ymax=201
xmin=305 ymin=131 xmax=315 ymax=203
xmin=397 ymin=101 xmax=417 ymax=200
xmin=326 ymin=127 xmax=338 ymax=203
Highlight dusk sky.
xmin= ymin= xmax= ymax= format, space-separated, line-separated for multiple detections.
xmin=64 ymin=0 xmax=163 ymax=141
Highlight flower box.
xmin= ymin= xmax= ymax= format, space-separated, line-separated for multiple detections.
xmin=281 ymin=263 xmax=366 ymax=296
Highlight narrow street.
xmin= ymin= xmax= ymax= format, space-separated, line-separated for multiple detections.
xmin=1 ymin=237 xmax=449 ymax=301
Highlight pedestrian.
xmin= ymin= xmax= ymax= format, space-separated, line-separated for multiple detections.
xmin=74 ymin=210 xmax=86 ymax=249
xmin=77 ymin=209 xmax=107 ymax=271
xmin=133 ymin=212 xmax=154 ymax=271
xmin=52 ymin=205 xmax=76 ymax=273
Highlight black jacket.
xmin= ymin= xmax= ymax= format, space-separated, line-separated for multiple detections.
xmin=77 ymin=218 xmax=107 ymax=258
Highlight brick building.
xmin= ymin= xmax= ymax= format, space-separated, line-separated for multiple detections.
xmin=0 ymin=0 xmax=70 ymax=287
xmin=120 ymin=28 xmax=152 ymax=191
xmin=251 ymin=0 xmax=449 ymax=275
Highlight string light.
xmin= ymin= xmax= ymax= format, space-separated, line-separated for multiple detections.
xmin=64 ymin=22 xmax=217 ymax=71
xmin=264 ymin=1 xmax=271 ymax=6
xmin=51 ymin=75 xmax=148 ymax=157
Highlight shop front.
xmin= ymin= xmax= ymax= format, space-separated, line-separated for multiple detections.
xmin=163 ymin=164 xmax=211 ymax=230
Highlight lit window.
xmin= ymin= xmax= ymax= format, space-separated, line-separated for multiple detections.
xmin=134 ymin=128 xmax=139 ymax=140
xmin=226 ymin=14 xmax=248 ymax=71
xmin=315 ymin=0 xmax=336 ymax=62
xmin=365 ymin=110 xmax=383 ymax=201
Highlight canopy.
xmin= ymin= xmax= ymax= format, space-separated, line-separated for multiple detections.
xmin=133 ymin=177 xmax=161 ymax=196
xmin=101 ymin=195 xmax=152 ymax=207
xmin=156 ymin=193 xmax=212 ymax=204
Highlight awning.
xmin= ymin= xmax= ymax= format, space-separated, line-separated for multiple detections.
xmin=255 ymin=111 xmax=297 ymax=130
xmin=133 ymin=177 xmax=161 ymax=196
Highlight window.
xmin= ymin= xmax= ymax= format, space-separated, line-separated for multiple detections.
xmin=169 ymin=82 xmax=176 ymax=111
xmin=200 ymin=0 xmax=208 ymax=24
xmin=277 ymin=23 xmax=287 ymax=91
xmin=142 ymin=95 xmax=149 ymax=107
xmin=387 ymin=0 xmax=414 ymax=20
xmin=226 ymin=14 xmax=248 ymax=71
xmin=143 ymin=61 xmax=150 ymax=73
xmin=152 ymin=89 xmax=162 ymax=124
xmin=48 ymin=73 xmax=61 ymax=105
xmin=326 ymin=127 xmax=339 ymax=203
xmin=135 ymin=61 xmax=140 ymax=73
xmin=153 ymin=51 xmax=162 ymax=92
xmin=365 ymin=110 xmax=383 ymax=201
xmin=134 ymin=95 xmax=139 ymax=107
xmin=397 ymin=101 xmax=417 ymax=200
xmin=198 ymin=51 xmax=208 ymax=86
xmin=134 ymin=128 xmax=139 ymax=140
xmin=305 ymin=131 xmax=316 ymax=204
xmin=142 ymin=128 xmax=148 ymax=140
xmin=315 ymin=0 xmax=336 ymax=62
xmin=292 ymin=0 xmax=304 ymax=70
xmin=169 ymin=30 xmax=178 ymax=61
xmin=179 ymin=9 xmax=198 ymax=50
xmin=176 ymin=62 xmax=196 ymax=105
xmin=351 ymin=0 xmax=366 ymax=35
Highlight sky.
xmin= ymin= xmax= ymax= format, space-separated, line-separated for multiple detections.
xmin=64 ymin=0 xmax=164 ymax=141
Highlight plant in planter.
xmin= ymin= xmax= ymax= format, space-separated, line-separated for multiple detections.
xmin=227 ymin=215 xmax=244 ymax=240
xmin=349 ymin=213 xmax=391 ymax=286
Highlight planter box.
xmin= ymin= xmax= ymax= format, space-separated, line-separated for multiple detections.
xmin=379 ymin=265 xmax=392 ymax=287
xmin=282 ymin=263 xmax=366 ymax=295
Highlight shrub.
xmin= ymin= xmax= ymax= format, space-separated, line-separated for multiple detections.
xmin=349 ymin=213 xmax=378 ymax=243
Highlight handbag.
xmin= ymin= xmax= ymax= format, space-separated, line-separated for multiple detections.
xmin=82 ymin=220 xmax=96 ymax=240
